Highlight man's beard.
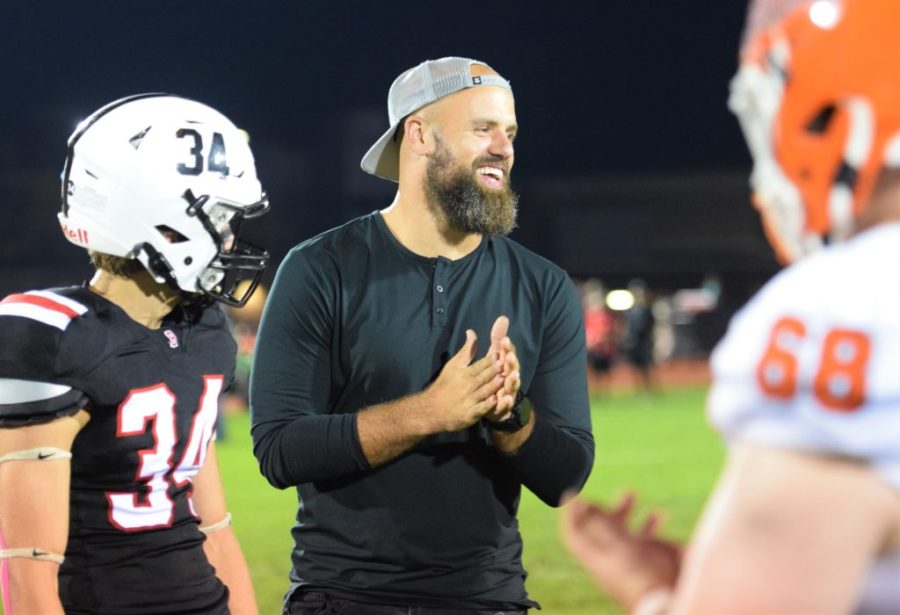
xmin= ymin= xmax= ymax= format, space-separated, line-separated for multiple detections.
xmin=424 ymin=137 xmax=518 ymax=236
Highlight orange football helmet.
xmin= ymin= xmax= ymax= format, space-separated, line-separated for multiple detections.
xmin=730 ymin=0 xmax=900 ymax=263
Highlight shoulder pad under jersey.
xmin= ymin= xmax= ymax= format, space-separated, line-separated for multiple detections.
xmin=0 ymin=288 xmax=90 ymax=425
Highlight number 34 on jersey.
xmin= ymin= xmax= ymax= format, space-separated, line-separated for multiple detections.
xmin=107 ymin=375 xmax=222 ymax=531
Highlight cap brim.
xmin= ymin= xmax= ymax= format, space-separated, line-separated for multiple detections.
xmin=360 ymin=123 xmax=401 ymax=182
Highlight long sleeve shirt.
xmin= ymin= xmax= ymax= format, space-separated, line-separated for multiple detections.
xmin=250 ymin=212 xmax=594 ymax=609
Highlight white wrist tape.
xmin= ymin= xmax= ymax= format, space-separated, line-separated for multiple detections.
xmin=632 ymin=587 xmax=674 ymax=615
xmin=0 ymin=548 xmax=65 ymax=564
xmin=0 ymin=447 xmax=72 ymax=464
xmin=199 ymin=512 xmax=232 ymax=534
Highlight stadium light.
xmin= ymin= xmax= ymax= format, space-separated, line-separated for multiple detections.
xmin=605 ymin=289 xmax=634 ymax=311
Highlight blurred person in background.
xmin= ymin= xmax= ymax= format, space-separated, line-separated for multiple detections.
xmin=582 ymin=279 xmax=619 ymax=393
xmin=563 ymin=0 xmax=900 ymax=613
xmin=222 ymin=282 xmax=269 ymax=417
xmin=0 ymin=94 xmax=266 ymax=615
xmin=622 ymin=280 xmax=658 ymax=395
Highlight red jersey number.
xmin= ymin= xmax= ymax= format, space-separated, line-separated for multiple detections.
xmin=756 ymin=317 xmax=871 ymax=412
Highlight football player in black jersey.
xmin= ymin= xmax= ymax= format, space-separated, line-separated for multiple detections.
xmin=0 ymin=94 xmax=269 ymax=614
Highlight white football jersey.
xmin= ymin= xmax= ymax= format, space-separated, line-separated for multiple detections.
xmin=709 ymin=222 xmax=900 ymax=491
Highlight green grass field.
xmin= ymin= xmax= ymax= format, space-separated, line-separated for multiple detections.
xmin=217 ymin=386 xmax=725 ymax=614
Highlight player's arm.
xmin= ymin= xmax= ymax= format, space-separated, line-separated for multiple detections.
xmin=0 ymin=409 xmax=88 ymax=615
xmin=191 ymin=442 xmax=258 ymax=615
xmin=671 ymin=441 xmax=899 ymax=613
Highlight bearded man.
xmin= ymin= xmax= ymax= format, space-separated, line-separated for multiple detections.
xmin=250 ymin=57 xmax=594 ymax=615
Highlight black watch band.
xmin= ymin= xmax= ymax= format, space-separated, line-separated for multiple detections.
xmin=485 ymin=391 xmax=531 ymax=433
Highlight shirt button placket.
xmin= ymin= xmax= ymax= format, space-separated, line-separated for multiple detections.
xmin=432 ymin=260 xmax=448 ymax=328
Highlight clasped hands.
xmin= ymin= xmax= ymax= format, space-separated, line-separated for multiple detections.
xmin=425 ymin=315 xmax=520 ymax=433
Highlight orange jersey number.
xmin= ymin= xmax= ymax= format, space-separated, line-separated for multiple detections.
xmin=756 ymin=317 xmax=871 ymax=412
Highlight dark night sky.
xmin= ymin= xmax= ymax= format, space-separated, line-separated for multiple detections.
xmin=0 ymin=2 xmax=764 ymax=295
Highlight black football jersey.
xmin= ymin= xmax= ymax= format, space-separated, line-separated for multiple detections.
xmin=0 ymin=285 xmax=236 ymax=614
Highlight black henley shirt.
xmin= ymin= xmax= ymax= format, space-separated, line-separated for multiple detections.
xmin=250 ymin=212 xmax=594 ymax=609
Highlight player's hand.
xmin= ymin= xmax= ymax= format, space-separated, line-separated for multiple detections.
xmin=483 ymin=315 xmax=520 ymax=421
xmin=424 ymin=329 xmax=504 ymax=432
xmin=561 ymin=493 xmax=683 ymax=610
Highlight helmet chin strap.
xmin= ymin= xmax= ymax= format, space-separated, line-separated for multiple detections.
xmin=134 ymin=242 xmax=181 ymax=292
xmin=826 ymin=98 xmax=874 ymax=243
xmin=132 ymin=242 xmax=215 ymax=315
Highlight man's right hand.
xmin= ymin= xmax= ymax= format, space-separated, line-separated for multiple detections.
xmin=357 ymin=329 xmax=504 ymax=467
xmin=422 ymin=329 xmax=504 ymax=433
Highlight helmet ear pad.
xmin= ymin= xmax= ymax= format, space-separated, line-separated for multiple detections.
xmin=58 ymin=94 xmax=269 ymax=306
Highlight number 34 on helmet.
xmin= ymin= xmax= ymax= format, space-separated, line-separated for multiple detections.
xmin=58 ymin=93 xmax=270 ymax=306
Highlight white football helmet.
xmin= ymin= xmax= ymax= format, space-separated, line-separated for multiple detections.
xmin=59 ymin=93 xmax=269 ymax=306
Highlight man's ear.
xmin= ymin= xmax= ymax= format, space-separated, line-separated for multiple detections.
xmin=403 ymin=115 xmax=431 ymax=156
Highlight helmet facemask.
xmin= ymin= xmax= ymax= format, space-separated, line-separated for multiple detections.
xmin=180 ymin=191 xmax=269 ymax=306
xmin=729 ymin=40 xmax=822 ymax=264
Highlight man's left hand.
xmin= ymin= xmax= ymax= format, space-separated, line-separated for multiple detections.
xmin=485 ymin=315 xmax=520 ymax=420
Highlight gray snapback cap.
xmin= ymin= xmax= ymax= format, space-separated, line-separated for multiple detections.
xmin=360 ymin=56 xmax=512 ymax=182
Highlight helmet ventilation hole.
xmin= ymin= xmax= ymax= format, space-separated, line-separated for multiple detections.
xmin=805 ymin=105 xmax=836 ymax=135
xmin=155 ymin=225 xmax=188 ymax=243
